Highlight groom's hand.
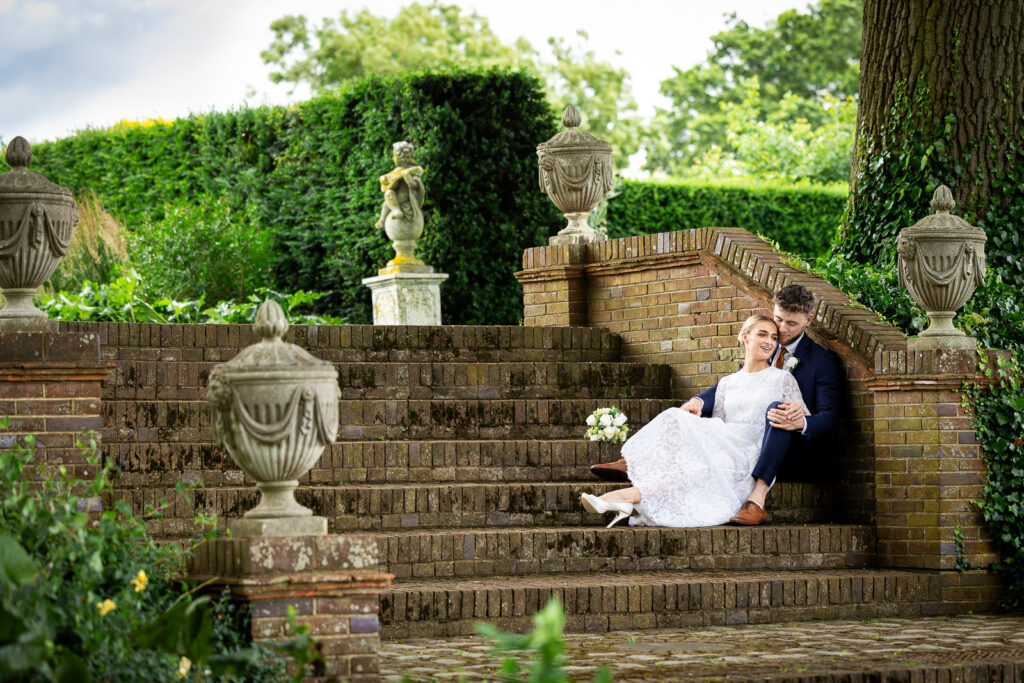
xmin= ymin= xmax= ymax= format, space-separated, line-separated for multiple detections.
xmin=681 ymin=398 xmax=703 ymax=416
xmin=768 ymin=402 xmax=805 ymax=431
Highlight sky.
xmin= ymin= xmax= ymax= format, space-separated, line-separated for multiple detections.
xmin=1 ymin=0 xmax=806 ymax=145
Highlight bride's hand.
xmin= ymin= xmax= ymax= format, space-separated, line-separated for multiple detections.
xmin=681 ymin=398 xmax=703 ymax=415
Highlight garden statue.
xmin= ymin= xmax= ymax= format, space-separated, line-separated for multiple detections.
xmin=0 ymin=136 xmax=78 ymax=320
xmin=207 ymin=299 xmax=339 ymax=537
xmin=897 ymin=184 xmax=987 ymax=350
xmin=376 ymin=140 xmax=428 ymax=274
xmin=363 ymin=141 xmax=448 ymax=325
xmin=537 ymin=105 xmax=614 ymax=245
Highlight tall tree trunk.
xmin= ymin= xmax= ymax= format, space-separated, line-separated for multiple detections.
xmin=842 ymin=0 xmax=1024 ymax=261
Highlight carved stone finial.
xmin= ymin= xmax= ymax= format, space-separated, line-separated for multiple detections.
xmin=930 ymin=185 xmax=955 ymax=214
xmin=4 ymin=136 xmax=33 ymax=169
xmin=0 ymin=135 xmax=77 ymax=321
xmin=537 ymin=104 xmax=614 ymax=245
xmin=897 ymin=182 xmax=987 ymax=350
xmin=207 ymin=299 xmax=340 ymax=537
xmin=253 ymin=300 xmax=288 ymax=341
xmin=562 ymin=106 xmax=582 ymax=129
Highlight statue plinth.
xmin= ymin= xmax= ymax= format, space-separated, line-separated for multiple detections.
xmin=362 ymin=271 xmax=449 ymax=325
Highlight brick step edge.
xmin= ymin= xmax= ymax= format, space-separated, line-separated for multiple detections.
xmin=103 ymin=360 xmax=672 ymax=402
xmin=115 ymin=483 xmax=836 ymax=537
xmin=376 ymin=524 xmax=875 ymax=580
xmin=61 ymin=322 xmax=623 ymax=363
xmin=380 ymin=569 xmax=1004 ymax=639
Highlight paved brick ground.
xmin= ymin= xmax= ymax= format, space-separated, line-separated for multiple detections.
xmin=381 ymin=613 xmax=1024 ymax=681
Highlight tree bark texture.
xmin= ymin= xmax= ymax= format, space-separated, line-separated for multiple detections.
xmin=852 ymin=0 xmax=1024 ymax=204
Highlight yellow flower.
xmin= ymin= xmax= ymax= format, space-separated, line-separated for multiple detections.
xmin=96 ymin=599 xmax=117 ymax=616
xmin=176 ymin=656 xmax=191 ymax=679
xmin=130 ymin=570 xmax=148 ymax=592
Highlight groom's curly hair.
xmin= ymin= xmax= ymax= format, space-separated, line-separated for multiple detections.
xmin=774 ymin=284 xmax=815 ymax=315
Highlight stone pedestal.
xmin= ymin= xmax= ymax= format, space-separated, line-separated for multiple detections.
xmin=362 ymin=271 xmax=448 ymax=325
xmin=189 ymin=534 xmax=393 ymax=682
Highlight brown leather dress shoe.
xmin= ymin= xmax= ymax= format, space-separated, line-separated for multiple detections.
xmin=590 ymin=458 xmax=630 ymax=483
xmin=729 ymin=500 xmax=767 ymax=526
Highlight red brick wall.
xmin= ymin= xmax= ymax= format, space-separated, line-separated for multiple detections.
xmin=0 ymin=331 xmax=113 ymax=478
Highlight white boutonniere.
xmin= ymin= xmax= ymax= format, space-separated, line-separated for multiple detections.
xmin=784 ymin=357 xmax=800 ymax=372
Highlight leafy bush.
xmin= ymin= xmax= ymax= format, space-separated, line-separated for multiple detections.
xmin=45 ymin=192 xmax=130 ymax=293
xmin=605 ymin=178 xmax=846 ymax=258
xmin=964 ymin=355 xmax=1024 ymax=607
xmin=130 ymin=196 xmax=275 ymax=303
xmin=38 ymin=270 xmax=344 ymax=325
xmin=668 ymin=78 xmax=857 ymax=185
xmin=21 ymin=69 xmax=563 ymax=324
xmin=0 ymin=426 xmax=311 ymax=681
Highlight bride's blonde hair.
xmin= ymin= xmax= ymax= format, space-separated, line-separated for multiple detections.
xmin=737 ymin=314 xmax=777 ymax=346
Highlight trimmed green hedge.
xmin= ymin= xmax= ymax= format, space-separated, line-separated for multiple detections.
xmin=606 ymin=179 xmax=847 ymax=257
xmin=22 ymin=69 xmax=562 ymax=324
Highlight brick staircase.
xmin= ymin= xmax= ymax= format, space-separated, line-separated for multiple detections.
xmin=70 ymin=321 xmax=1000 ymax=645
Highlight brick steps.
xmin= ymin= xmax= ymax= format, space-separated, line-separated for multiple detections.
xmin=379 ymin=568 xmax=950 ymax=639
xmin=111 ymin=438 xmax=627 ymax=484
xmin=101 ymin=398 xmax=681 ymax=442
xmin=378 ymin=524 xmax=875 ymax=579
xmin=121 ymin=481 xmax=835 ymax=537
xmin=334 ymin=361 xmax=672 ymax=400
xmin=105 ymin=360 xmax=670 ymax=401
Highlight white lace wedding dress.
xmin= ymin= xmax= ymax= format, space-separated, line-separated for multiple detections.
xmin=624 ymin=367 xmax=807 ymax=527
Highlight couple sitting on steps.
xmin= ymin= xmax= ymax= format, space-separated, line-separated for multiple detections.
xmin=582 ymin=283 xmax=842 ymax=528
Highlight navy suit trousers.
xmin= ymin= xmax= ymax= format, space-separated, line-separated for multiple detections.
xmin=751 ymin=401 xmax=793 ymax=483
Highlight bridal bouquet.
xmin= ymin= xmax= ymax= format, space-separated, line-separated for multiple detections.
xmin=585 ymin=407 xmax=629 ymax=443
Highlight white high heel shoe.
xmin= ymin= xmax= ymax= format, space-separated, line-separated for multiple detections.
xmin=581 ymin=493 xmax=634 ymax=528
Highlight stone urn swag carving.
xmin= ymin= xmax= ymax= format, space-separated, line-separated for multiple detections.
xmin=207 ymin=300 xmax=340 ymax=537
xmin=0 ymin=137 xmax=78 ymax=317
xmin=897 ymin=185 xmax=986 ymax=350
xmin=537 ymin=105 xmax=614 ymax=245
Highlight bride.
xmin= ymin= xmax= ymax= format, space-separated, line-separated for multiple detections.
xmin=581 ymin=315 xmax=808 ymax=528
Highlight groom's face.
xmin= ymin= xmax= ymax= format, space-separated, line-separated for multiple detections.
xmin=773 ymin=305 xmax=813 ymax=346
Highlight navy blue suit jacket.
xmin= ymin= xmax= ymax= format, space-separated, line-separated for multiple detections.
xmin=693 ymin=333 xmax=842 ymax=477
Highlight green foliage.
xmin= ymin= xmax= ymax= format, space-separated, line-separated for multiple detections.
xmin=261 ymin=3 xmax=638 ymax=165
xmin=474 ymin=598 xmax=611 ymax=683
xmin=964 ymin=355 xmax=1024 ymax=607
xmin=130 ymin=196 xmax=275 ymax=303
xmin=0 ymin=424 xmax=317 ymax=680
xmin=651 ymin=0 xmax=861 ymax=171
xmin=604 ymin=178 xmax=846 ymax=258
xmin=45 ymin=192 xmax=130 ymax=294
xmin=39 ymin=269 xmax=343 ymax=325
xmin=672 ymin=79 xmax=857 ymax=185
xmin=26 ymin=69 xmax=561 ymax=324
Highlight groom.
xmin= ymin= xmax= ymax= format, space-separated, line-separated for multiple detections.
xmin=589 ymin=283 xmax=842 ymax=526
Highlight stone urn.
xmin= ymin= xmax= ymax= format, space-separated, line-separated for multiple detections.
xmin=207 ymin=300 xmax=339 ymax=537
xmin=0 ymin=137 xmax=78 ymax=318
xmin=897 ymin=185 xmax=986 ymax=350
xmin=537 ymin=105 xmax=614 ymax=246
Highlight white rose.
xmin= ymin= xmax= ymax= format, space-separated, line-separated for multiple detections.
xmin=599 ymin=414 xmax=612 ymax=427
xmin=613 ymin=413 xmax=627 ymax=426
xmin=603 ymin=425 xmax=616 ymax=438
xmin=589 ymin=433 xmax=601 ymax=441
xmin=586 ymin=414 xmax=597 ymax=427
